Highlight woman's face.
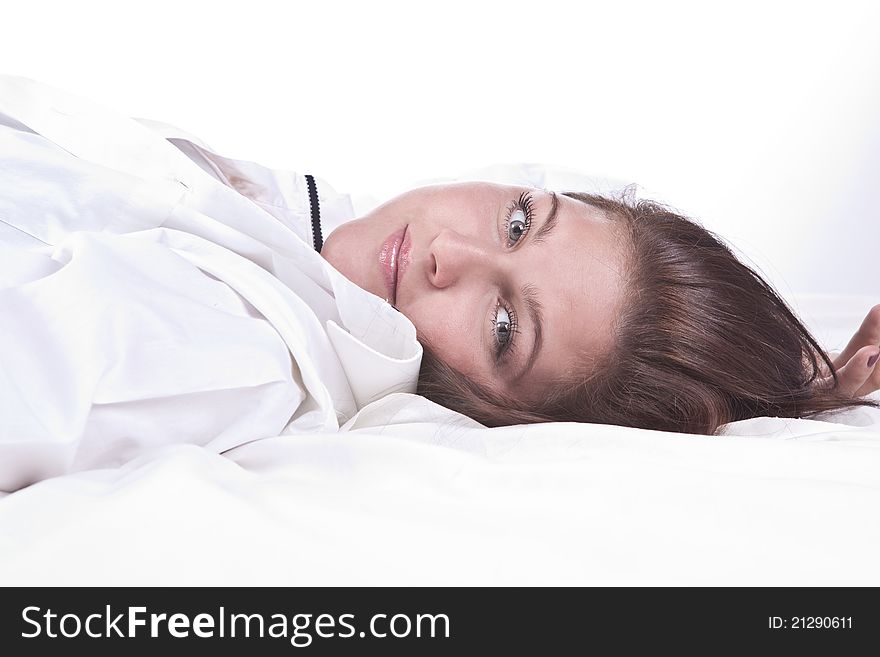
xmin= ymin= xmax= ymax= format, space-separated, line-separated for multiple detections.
xmin=321 ymin=182 xmax=627 ymax=401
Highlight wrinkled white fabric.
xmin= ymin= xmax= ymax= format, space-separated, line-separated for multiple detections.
xmin=0 ymin=388 xmax=878 ymax=585
xmin=0 ymin=75 xmax=421 ymax=491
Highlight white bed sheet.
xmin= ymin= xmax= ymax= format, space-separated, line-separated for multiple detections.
xmin=0 ymin=294 xmax=877 ymax=586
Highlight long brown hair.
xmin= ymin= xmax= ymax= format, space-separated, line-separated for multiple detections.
xmin=417 ymin=188 xmax=879 ymax=434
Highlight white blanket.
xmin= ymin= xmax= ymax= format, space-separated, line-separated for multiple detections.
xmin=0 ymin=75 xmax=422 ymax=492
xmin=1 ymin=293 xmax=877 ymax=585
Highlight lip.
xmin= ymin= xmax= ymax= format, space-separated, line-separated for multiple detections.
xmin=379 ymin=225 xmax=410 ymax=306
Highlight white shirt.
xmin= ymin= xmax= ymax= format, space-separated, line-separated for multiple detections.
xmin=0 ymin=75 xmax=421 ymax=491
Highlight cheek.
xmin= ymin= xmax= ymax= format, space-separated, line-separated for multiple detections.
xmin=404 ymin=295 xmax=484 ymax=377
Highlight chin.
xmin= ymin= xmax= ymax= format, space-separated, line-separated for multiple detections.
xmin=321 ymin=235 xmax=372 ymax=294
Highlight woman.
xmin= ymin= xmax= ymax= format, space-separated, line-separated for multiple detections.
xmin=323 ymin=183 xmax=880 ymax=433
xmin=0 ymin=76 xmax=877 ymax=490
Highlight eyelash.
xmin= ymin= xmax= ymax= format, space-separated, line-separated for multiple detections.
xmin=491 ymin=191 xmax=534 ymax=359
xmin=490 ymin=302 xmax=519 ymax=362
xmin=503 ymin=191 xmax=535 ymax=247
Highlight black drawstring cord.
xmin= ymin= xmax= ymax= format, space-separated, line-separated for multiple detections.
xmin=304 ymin=174 xmax=323 ymax=253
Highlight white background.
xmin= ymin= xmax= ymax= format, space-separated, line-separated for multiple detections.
xmin=3 ymin=0 xmax=878 ymax=302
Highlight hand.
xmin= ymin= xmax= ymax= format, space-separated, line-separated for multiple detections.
xmin=816 ymin=304 xmax=880 ymax=397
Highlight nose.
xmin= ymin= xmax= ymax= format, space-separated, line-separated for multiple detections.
xmin=427 ymin=228 xmax=494 ymax=289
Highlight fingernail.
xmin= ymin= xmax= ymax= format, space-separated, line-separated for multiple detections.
xmin=868 ymin=353 xmax=880 ymax=368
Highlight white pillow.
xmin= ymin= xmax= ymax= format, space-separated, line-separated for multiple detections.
xmin=350 ymin=162 xmax=637 ymax=217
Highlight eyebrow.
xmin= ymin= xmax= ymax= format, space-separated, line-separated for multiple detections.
xmin=512 ymin=192 xmax=558 ymax=380
xmin=532 ymin=190 xmax=560 ymax=242
xmin=515 ymin=283 xmax=544 ymax=382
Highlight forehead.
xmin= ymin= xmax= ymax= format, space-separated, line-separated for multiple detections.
xmin=514 ymin=192 xmax=628 ymax=392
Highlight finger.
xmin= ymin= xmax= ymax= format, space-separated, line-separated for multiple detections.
xmin=856 ymin=379 xmax=880 ymax=398
xmin=833 ymin=304 xmax=880 ymax=369
xmin=814 ymin=374 xmax=834 ymax=391
xmin=856 ymin=350 xmax=880 ymax=397
xmin=834 ymin=345 xmax=880 ymax=397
